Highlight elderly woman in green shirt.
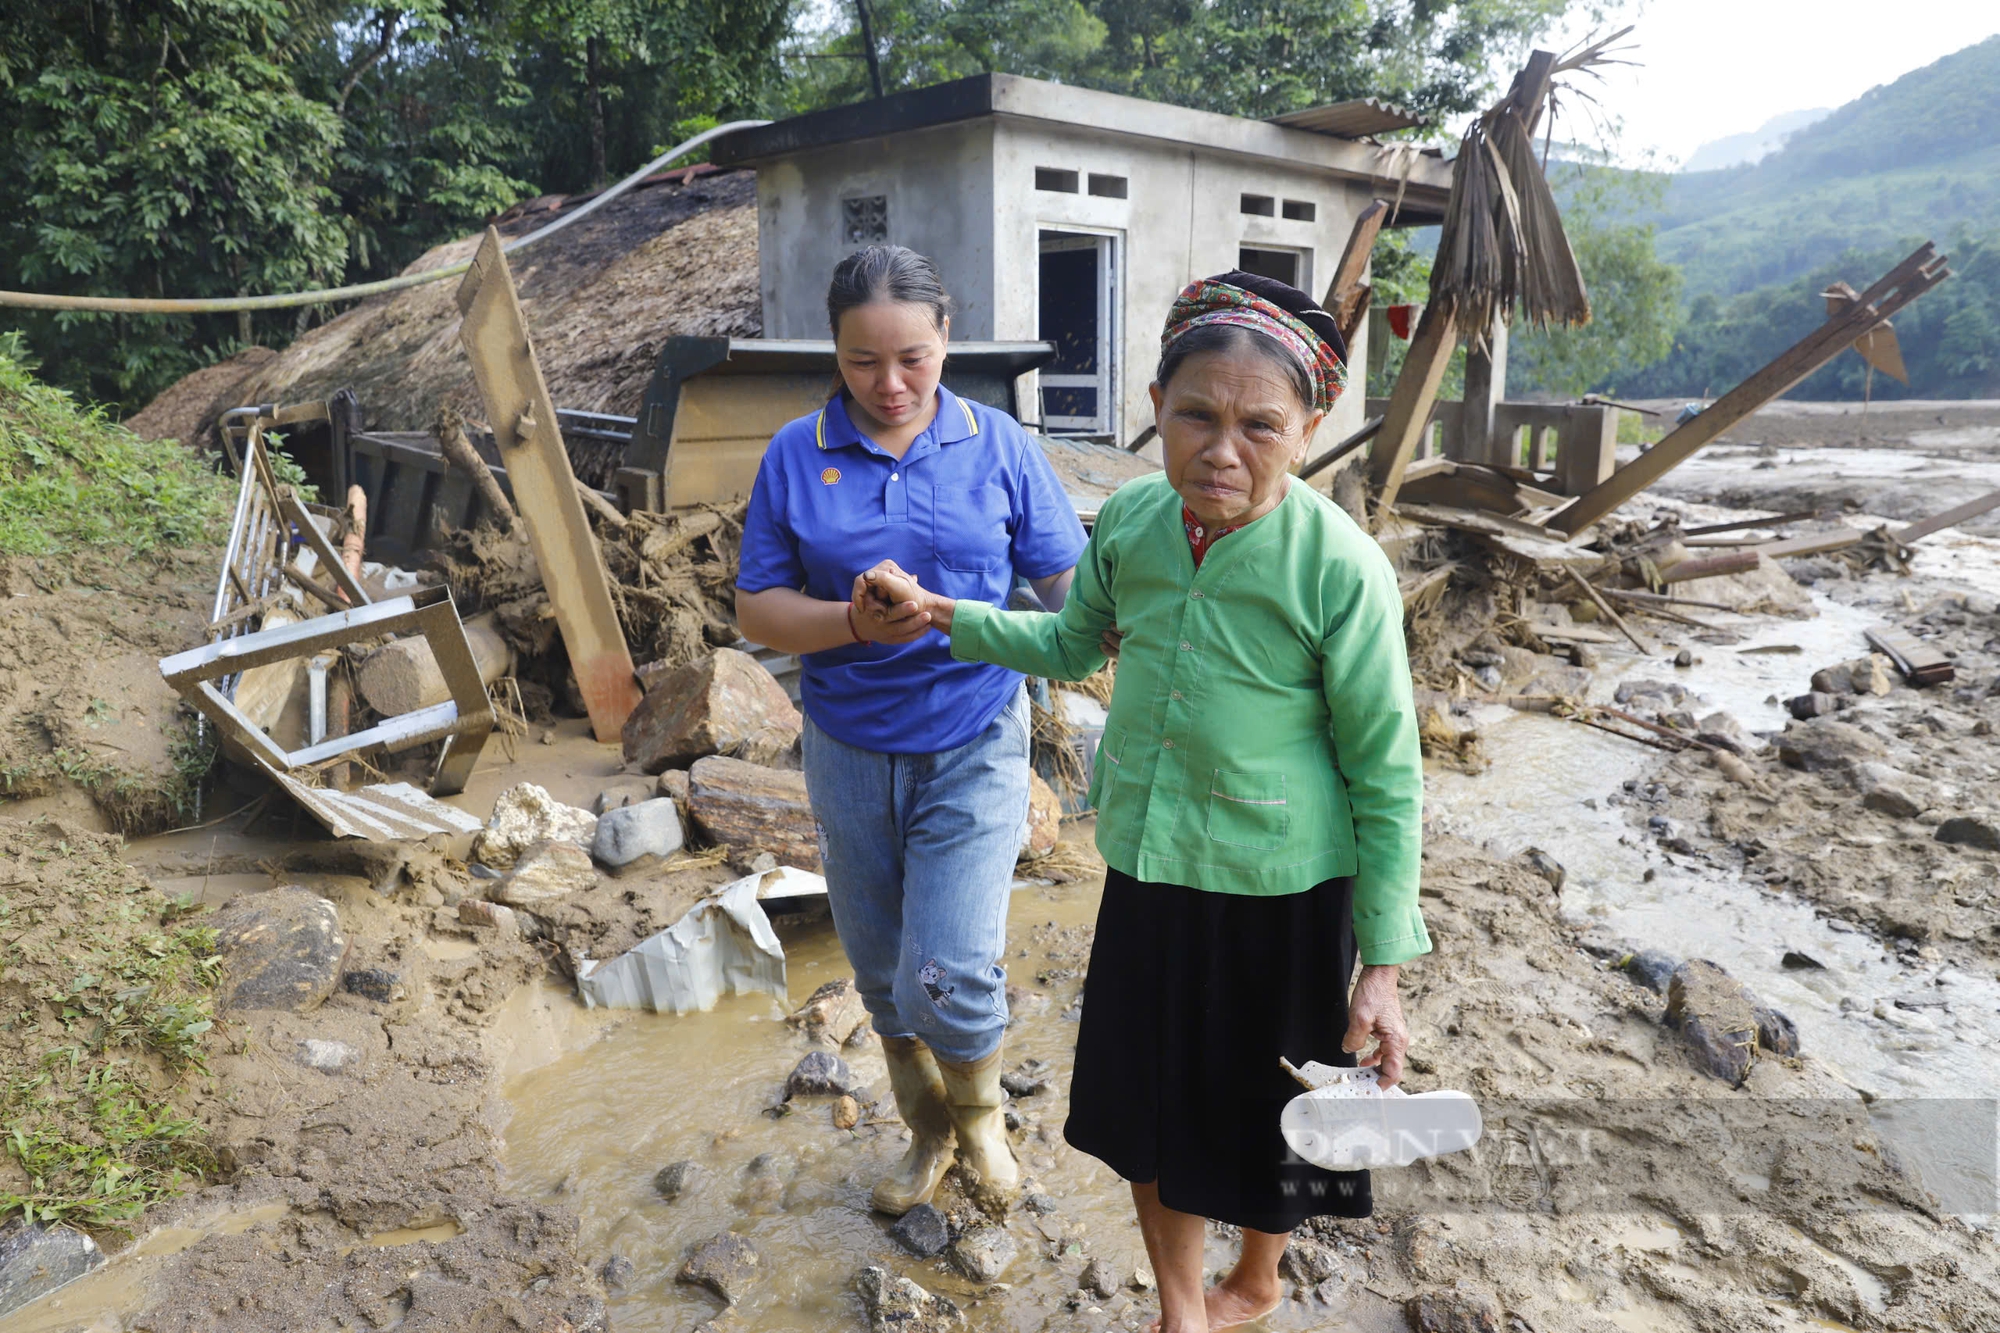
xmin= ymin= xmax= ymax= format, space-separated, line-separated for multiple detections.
xmin=866 ymin=270 xmax=1428 ymax=1333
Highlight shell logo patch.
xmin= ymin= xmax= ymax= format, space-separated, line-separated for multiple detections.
xmin=820 ymin=467 xmax=841 ymax=485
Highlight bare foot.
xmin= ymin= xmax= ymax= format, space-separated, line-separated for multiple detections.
xmin=1204 ymin=1274 xmax=1283 ymax=1331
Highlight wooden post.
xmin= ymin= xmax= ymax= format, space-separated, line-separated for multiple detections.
xmin=455 ymin=228 xmax=642 ymax=742
xmin=1457 ymin=318 xmax=1507 ymax=465
xmin=1544 ymin=243 xmax=1949 ymax=536
xmin=1368 ymin=308 xmax=1458 ymax=507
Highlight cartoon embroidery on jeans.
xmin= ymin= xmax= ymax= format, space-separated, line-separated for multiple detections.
xmin=918 ymin=958 xmax=956 ymax=1008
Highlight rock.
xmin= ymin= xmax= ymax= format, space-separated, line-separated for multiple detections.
xmin=1021 ymin=1192 xmax=1058 ymax=1215
xmin=786 ymin=1050 xmax=857 ymax=1098
xmin=0 ymin=1220 xmax=104 ymax=1319
xmin=677 ymin=1232 xmax=760 ymax=1304
xmin=856 ymin=1265 xmax=965 ymax=1332
xmin=340 ymin=967 xmax=401 ymax=1002
xmin=1619 ymin=949 xmax=1678 ymax=994
xmin=624 ymin=648 xmax=801 ymax=774
xmin=593 ymin=778 xmax=658 ymax=814
xmin=1694 ymin=711 xmax=1753 ymax=755
xmin=890 ymin=1203 xmax=953 ymax=1257
xmin=494 ymin=839 xmax=598 ymax=907
xmin=658 ymin=767 xmax=691 ymax=807
xmin=592 ymin=798 xmax=685 ymax=869
xmin=1812 ymin=654 xmax=1894 ymax=697
xmin=1664 ymin=959 xmax=1799 ymax=1083
xmin=1786 ymin=691 xmax=1842 ymax=720
xmin=950 ymin=1225 xmax=1018 ymax=1283
xmin=1568 ymin=642 xmax=1600 ymax=669
xmin=688 ymin=756 xmax=820 ymax=871
xmin=600 ymin=1255 xmax=635 ymax=1292
xmin=1001 ymin=1058 xmax=1052 ymax=1098
xmin=786 ymin=978 xmax=870 ymax=1047
xmin=1521 ymin=847 xmax=1564 ymax=891
xmin=1674 ymin=646 xmax=1694 ymax=668
xmin=1614 ymin=679 xmax=1688 ymax=708
xmin=1408 ymin=1285 xmax=1504 ymax=1333
xmin=833 ymin=1094 xmax=861 ymax=1129
xmin=211 ymin=888 xmax=347 ymax=1012
xmin=297 ymin=1038 xmax=357 ymax=1072
xmin=1129 ymin=1266 xmax=1156 ymax=1292
xmin=1080 ymin=1256 xmax=1118 ymax=1299
xmin=1019 ymin=771 xmax=1061 ymax=862
xmin=458 ymin=898 xmax=520 ymax=933
xmin=1936 ymin=815 xmax=2000 ymax=852
xmin=1776 ymin=719 xmax=1884 ymax=773
xmin=655 ymin=1160 xmax=704 ymax=1201
xmin=475 ymin=783 xmax=597 ymax=870
xmin=1781 ymin=950 xmax=1826 ymax=970
xmin=1279 ymin=1237 xmax=1342 ymax=1286
xmin=1864 ymin=786 xmax=1924 ymax=819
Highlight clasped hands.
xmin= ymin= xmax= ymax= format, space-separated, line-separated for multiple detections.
xmin=847 ymin=560 xmax=933 ymax=644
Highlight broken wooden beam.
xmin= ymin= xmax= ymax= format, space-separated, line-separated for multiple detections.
xmin=1567 ymin=569 xmax=1651 ymax=654
xmin=1681 ymin=508 xmax=1833 ymax=537
xmin=435 ymin=406 xmax=517 ymax=531
xmin=1895 ymin=489 xmax=2000 ymax=544
xmin=1368 ymin=307 xmax=1458 ymax=507
xmin=357 ymin=613 xmax=515 ymax=717
xmin=1751 ymin=528 xmax=1866 ymax=559
xmin=1865 ymin=626 xmax=1954 ymax=686
xmin=1299 ymin=415 xmax=1382 ymax=481
xmin=1657 ymin=551 xmax=1760 ymax=584
xmin=1544 ymin=243 xmax=1950 ymax=536
xmin=456 ymin=227 xmax=642 ymax=742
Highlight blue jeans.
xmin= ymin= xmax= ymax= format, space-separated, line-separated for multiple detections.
xmin=801 ymin=686 xmax=1030 ymax=1063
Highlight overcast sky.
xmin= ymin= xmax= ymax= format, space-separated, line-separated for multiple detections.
xmin=1527 ymin=0 xmax=2000 ymax=167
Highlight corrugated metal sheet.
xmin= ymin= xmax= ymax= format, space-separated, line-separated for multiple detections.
xmin=1269 ymin=99 xmax=1425 ymax=139
xmin=266 ymin=772 xmax=486 ymax=843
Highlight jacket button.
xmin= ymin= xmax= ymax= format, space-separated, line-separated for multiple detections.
xmin=1162 ymin=739 xmax=1174 ymax=748
xmin=1190 ymin=590 xmax=1204 ymax=599
xmin=1179 ymin=641 xmax=1192 ymax=651
xmin=1170 ymin=690 xmax=1183 ymax=700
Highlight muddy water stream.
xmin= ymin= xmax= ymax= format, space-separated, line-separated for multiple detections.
xmin=1429 ymin=534 xmax=2000 ymax=1211
xmin=493 ymin=876 xmax=1403 ymax=1333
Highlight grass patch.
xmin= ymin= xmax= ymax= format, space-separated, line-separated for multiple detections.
xmin=0 ymin=821 xmax=222 ymax=1229
xmin=0 ymin=334 xmax=233 ymax=558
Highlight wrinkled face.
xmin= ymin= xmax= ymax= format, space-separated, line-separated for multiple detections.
xmin=835 ymin=300 xmax=949 ymax=432
xmin=1153 ymin=348 xmax=1322 ymax=529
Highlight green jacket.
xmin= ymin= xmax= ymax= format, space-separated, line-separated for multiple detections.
xmin=951 ymin=472 xmax=1430 ymax=966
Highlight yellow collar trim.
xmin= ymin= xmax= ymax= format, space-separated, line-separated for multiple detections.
xmin=957 ymin=395 xmax=979 ymax=437
xmin=815 ymin=408 xmax=827 ymax=450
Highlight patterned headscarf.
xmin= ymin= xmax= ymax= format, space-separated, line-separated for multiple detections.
xmin=1161 ymin=278 xmax=1346 ymax=413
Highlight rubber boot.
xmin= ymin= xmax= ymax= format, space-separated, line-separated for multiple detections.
xmin=872 ymin=1036 xmax=958 ymax=1215
xmin=934 ymin=1048 xmax=1020 ymax=1196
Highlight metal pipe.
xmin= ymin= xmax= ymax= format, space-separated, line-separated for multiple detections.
xmin=0 ymin=121 xmax=771 ymax=314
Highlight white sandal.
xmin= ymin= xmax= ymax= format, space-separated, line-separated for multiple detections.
xmin=1278 ymin=1059 xmax=1483 ymax=1170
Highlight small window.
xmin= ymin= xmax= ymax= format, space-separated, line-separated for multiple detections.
xmin=1036 ymin=168 xmax=1080 ymax=193
xmin=1087 ymin=173 xmax=1128 ymax=199
xmin=842 ymin=195 xmax=888 ymax=244
xmin=1282 ymin=199 xmax=1316 ymax=222
xmin=1238 ymin=247 xmax=1300 ymax=288
xmin=1239 ymin=193 xmax=1275 ymax=217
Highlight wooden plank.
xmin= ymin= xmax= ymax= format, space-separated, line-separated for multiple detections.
xmin=1566 ymin=568 xmax=1651 ymax=655
xmin=1396 ymin=460 xmax=1566 ymax=515
xmin=1298 ymin=415 xmax=1382 ymax=481
xmin=455 ymin=227 xmax=641 ymax=742
xmin=1751 ymin=528 xmax=1865 ymax=559
xmin=1521 ymin=621 xmax=1618 ymax=644
xmin=1865 ymin=626 xmax=1954 ymax=686
xmin=1368 ymin=308 xmax=1458 ymax=505
xmin=1544 ymin=244 xmax=1950 ymax=535
xmin=1657 ymin=551 xmax=1759 ymax=584
xmin=1682 ymin=508 xmax=1829 ymax=537
xmin=1895 ymin=489 xmax=2000 ymax=544
xmin=1321 ymin=200 xmax=1389 ymax=313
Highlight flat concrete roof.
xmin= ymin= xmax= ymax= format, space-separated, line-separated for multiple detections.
xmin=713 ymin=73 xmax=1454 ymax=213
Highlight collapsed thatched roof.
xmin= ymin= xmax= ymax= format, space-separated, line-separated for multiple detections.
xmin=131 ymin=170 xmax=761 ymax=440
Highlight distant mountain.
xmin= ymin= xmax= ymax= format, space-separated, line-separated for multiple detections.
xmin=1654 ymin=35 xmax=2000 ymax=299
xmin=1680 ymin=107 xmax=1831 ymax=172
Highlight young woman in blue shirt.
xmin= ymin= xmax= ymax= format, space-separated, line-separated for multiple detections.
xmin=734 ymin=246 xmax=1087 ymax=1214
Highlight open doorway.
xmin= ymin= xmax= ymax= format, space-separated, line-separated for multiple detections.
xmin=1038 ymin=230 xmax=1117 ymax=436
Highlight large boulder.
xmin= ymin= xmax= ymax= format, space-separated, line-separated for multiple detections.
xmin=688 ymin=756 xmax=820 ymax=870
xmin=786 ymin=977 xmax=869 ymax=1047
xmin=1775 ymin=719 xmax=1885 ymax=774
xmin=677 ymin=1232 xmax=760 ymax=1304
xmin=592 ymin=798 xmax=685 ymax=870
xmin=211 ymin=888 xmax=347 ymax=1012
xmin=474 ymin=783 xmax=598 ymax=870
xmin=0 ymin=1221 xmax=104 ymax=1320
xmin=624 ymin=648 xmax=801 ymax=774
xmin=1811 ymin=654 xmax=1894 ymax=697
xmin=1664 ymin=959 xmax=1799 ymax=1084
xmin=493 ymin=839 xmax=599 ymax=907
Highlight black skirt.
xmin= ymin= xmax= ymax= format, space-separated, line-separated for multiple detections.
xmin=1064 ymin=867 xmax=1371 ymax=1233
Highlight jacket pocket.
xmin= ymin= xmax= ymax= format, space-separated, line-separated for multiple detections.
xmin=1205 ymin=770 xmax=1289 ymax=850
xmin=1089 ymin=726 xmax=1127 ymax=814
xmin=932 ymin=485 xmax=1009 ymax=572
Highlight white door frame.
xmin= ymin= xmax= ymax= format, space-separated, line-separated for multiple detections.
xmin=1038 ymin=228 xmax=1121 ymax=437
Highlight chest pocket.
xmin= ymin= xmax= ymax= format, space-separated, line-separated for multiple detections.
xmin=932 ymin=485 xmax=1010 ymax=573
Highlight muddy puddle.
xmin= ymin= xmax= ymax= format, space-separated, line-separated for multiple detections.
xmin=1429 ymin=509 xmax=2000 ymax=1214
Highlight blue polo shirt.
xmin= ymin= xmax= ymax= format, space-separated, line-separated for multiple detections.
xmin=737 ymin=385 xmax=1087 ymax=754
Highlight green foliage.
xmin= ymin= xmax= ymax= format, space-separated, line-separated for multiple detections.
xmin=0 ymin=337 xmax=233 ymax=555
xmin=0 ymin=826 xmax=223 ymax=1229
xmin=1510 ymin=163 xmax=1681 ymax=398
xmin=1619 ymin=228 xmax=2000 ymax=402
xmin=790 ymin=0 xmax=1596 ymax=122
